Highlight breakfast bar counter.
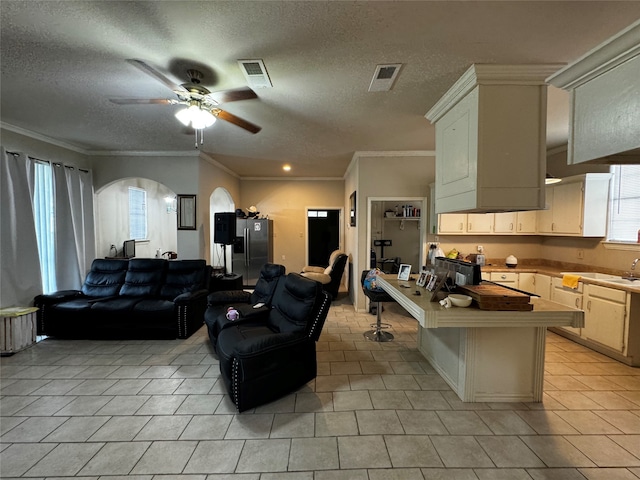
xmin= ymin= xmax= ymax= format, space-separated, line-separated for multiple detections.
xmin=376 ymin=276 xmax=584 ymax=402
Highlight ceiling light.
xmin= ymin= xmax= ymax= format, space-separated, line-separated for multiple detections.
xmin=174 ymin=101 xmax=217 ymax=148
xmin=283 ymin=164 xmax=291 ymax=172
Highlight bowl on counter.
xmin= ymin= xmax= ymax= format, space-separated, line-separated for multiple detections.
xmin=448 ymin=294 xmax=473 ymax=307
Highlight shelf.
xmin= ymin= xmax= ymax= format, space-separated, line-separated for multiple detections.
xmin=385 ymin=217 xmax=421 ymax=221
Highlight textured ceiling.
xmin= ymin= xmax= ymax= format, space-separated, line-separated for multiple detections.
xmin=1 ymin=1 xmax=639 ymax=178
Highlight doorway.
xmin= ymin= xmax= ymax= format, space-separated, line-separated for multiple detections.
xmin=306 ymin=209 xmax=341 ymax=266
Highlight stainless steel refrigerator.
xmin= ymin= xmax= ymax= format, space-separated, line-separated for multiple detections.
xmin=232 ymin=218 xmax=273 ymax=287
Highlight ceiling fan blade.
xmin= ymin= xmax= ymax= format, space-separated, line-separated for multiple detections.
xmin=109 ymin=98 xmax=172 ymax=105
xmin=205 ymin=87 xmax=258 ymax=104
xmin=215 ymin=109 xmax=262 ymax=134
xmin=126 ymin=59 xmax=188 ymax=93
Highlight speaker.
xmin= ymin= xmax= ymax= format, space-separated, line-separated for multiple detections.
xmin=214 ymin=212 xmax=236 ymax=245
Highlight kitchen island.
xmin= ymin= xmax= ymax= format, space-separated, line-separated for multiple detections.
xmin=376 ymin=276 xmax=584 ymax=402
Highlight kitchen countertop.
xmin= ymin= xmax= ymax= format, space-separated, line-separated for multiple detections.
xmin=479 ymin=263 xmax=640 ymax=294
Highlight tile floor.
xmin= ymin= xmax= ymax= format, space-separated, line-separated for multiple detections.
xmin=1 ymin=297 xmax=640 ymax=479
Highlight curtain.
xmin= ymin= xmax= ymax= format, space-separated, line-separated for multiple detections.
xmin=0 ymin=148 xmax=43 ymax=307
xmin=65 ymin=166 xmax=95 ymax=279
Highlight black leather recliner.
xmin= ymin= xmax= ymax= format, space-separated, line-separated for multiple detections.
xmin=216 ymin=273 xmax=331 ymax=412
xmin=301 ymin=250 xmax=348 ymax=300
xmin=204 ymin=263 xmax=286 ymax=350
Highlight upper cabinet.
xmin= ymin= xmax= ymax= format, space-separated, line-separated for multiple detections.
xmin=425 ymin=64 xmax=561 ymax=214
xmin=547 ymin=20 xmax=640 ymax=165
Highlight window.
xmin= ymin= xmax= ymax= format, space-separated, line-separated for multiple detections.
xmin=608 ymin=165 xmax=640 ymax=243
xmin=33 ymin=161 xmax=56 ymax=293
xmin=129 ymin=187 xmax=147 ymax=240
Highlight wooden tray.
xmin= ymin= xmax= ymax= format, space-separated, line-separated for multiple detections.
xmin=456 ymin=283 xmax=533 ymax=311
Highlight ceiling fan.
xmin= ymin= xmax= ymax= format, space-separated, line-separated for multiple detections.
xmin=110 ymin=59 xmax=261 ymax=146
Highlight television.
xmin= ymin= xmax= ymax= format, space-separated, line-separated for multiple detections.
xmin=123 ymin=239 xmax=135 ymax=259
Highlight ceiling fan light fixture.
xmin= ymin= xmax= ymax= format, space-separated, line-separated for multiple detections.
xmin=175 ymin=103 xmax=216 ymax=129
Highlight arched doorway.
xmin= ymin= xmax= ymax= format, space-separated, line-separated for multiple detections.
xmin=209 ymin=187 xmax=235 ymax=272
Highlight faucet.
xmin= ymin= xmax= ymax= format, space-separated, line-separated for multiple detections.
xmin=624 ymin=258 xmax=640 ymax=280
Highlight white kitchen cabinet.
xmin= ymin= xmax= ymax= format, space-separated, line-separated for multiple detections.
xmin=494 ymin=212 xmax=516 ymax=234
xmin=534 ymin=274 xmax=552 ymax=300
xmin=490 ymin=272 xmax=518 ymax=288
xmin=438 ymin=213 xmax=466 ymax=234
xmin=551 ymin=277 xmax=583 ymax=335
xmin=519 ymin=272 xmax=536 ymax=293
xmin=548 ymin=20 xmax=640 ymax=164
xmin=582 ymin=284 xmax=628 ymax=353
xmin=538 ymin=173 xmax=612 ymax=237
xmin=516 ymin=211 xmax=537 ymax=234
xmin=467 ymin=213 xmax=493 ymax=233
xmin=426 ymin=65 xmax=558 ymax=214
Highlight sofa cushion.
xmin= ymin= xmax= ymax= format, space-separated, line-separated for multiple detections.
xmin=160 ymin=260 xmax=207 ymax=299
xmin=81 ymin=259 xmax=129 ymax=297
xmin=119 ymin=258 xmax=167 ymax=297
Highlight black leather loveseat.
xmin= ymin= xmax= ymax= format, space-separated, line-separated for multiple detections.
xmin=34 ymin=258 xmax=211 ymax=339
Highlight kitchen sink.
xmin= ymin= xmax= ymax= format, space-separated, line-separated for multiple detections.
xmin=606 ymin=278 xmax=639 ymax=285
xmin=561 ymin=272 xmax=619 ymax=280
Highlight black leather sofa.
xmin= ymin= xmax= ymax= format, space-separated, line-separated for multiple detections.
xmin=204 ymin=263 xmax=286 ymax=351
xmin=217 ymin=273 xmax=331 ymax=412
xmin=34 ymin=258 xmax=211 ymax=339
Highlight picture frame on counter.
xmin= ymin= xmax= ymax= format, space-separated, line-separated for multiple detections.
xmin=398 ymin=264 xmax=411 ymax=281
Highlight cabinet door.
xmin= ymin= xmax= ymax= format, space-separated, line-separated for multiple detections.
xmin=494 ymin=212 xmax=516 ymax=234
xmin=438 ymin=214 xmax=466 ymax=234
xmin=519 ymin=273 xmax=536 ymax=293
xmin=583 ymin=284 xmax=627 ymax=352
xmin=534 ymin=274 xmax=552 ymax=300
xmin=516 ymin=211 xmax=537 ymax=234
xmin=551 ymin=181 xmax=583 ymax=234
xmin=537 ymin=187 xmax=554 ymax=233
xmin=551 ymin=282 xmax=583 ymax=335
xmin=467 ymin=213 xmax=493 ymax=233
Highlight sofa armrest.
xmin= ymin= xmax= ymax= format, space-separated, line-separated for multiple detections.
xmin=234 ymin=332 xmax=307 ymax=358
xmin=174 ymin=289 xmax=209 ymax=304
xmin=207 ymin=290 xmax=251 ymax=306
xmin=301 ymin=266 xmax=324 ymax=273
xmin=34 ymin=290 xmax=83 ymax=306
xmin=300 ymin=272 xmax=331 ymax=285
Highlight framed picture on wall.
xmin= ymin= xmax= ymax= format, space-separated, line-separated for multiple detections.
xmin=349 ymin=191 xmax=356 ymax=226
xmin=177 ymin=194 xmax=197 ymax=230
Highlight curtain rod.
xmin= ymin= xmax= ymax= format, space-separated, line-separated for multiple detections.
xmin=6 ymin=150 xmax=89 ymax=173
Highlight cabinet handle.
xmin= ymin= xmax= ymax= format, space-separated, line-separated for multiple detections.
xmin=468 ymin=222 xmax=471 ymax=231
xmin=501 ymin=275 xmax=507 ymax=280
xmin=575 ymin=298 xmax=580 ymax=308
xmin=587 ymin=300 xmax=591 ymax=311
xmin=552 ymin=222 xmax=555 ymax=231
xmin=460 ymin=223 xmax=464 ymax=231
xmin=518 ymin=223 xmax=522 ymax=231
xmin=510 ymin=223 xmax=514 ymax=231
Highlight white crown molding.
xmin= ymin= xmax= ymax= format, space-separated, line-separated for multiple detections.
xmin=352 ymin=150 xmax=435 ymax=159
xmin=90 ymin=150 xmax=198 ymax=157
xmin=425 ymin=64 xmax=564 ymax=123
xmin=547 ymin=19 xmax=640 ymax=90
xmin=1 ymin=122 xmax=89 ymax=154
xmin=199 ymin=152 xmax=239 ymax=178
xmin=241 ymin=177 xmax=344 ymax=181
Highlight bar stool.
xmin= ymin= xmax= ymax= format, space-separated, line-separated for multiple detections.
xmin=361 ymin=270 xmax=395 ymax=342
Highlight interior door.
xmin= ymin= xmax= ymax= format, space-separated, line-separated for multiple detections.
xmin=307 ymin=209 xmax=340 ymax=267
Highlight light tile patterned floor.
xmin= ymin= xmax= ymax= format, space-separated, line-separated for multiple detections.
xmin=1 ymin=297 xmax=640 ymax=479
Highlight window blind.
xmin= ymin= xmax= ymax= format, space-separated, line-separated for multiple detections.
xmin=129 ymin=187 xmax=147 ymax=240
xmin=609 ymin=165 xmax=640 ymax=242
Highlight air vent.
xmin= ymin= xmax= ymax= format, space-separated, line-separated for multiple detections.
xmin=368 ymin=63 xmax=402 ymax=92
xmin=237 ymin=59 xmax=273 ymax=89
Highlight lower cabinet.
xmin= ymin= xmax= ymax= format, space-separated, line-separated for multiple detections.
xmin=551 ymin=278 xmax=583 ymax=336
xmin=489 ymin=272 xmax=518 ymax=288
xmin=582 ymin=284 xmax=628 ymax=353
xmin=518 ymin=273 xmax=552 ymax=300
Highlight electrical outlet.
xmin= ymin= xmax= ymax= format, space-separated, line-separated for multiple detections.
xmin=577 ymin=249 xmax=584 ymax=259
xmin=477 ymin=245 xmax=484 ymax=253
xmin=281 ymin=255 xmax=286 ymax=260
